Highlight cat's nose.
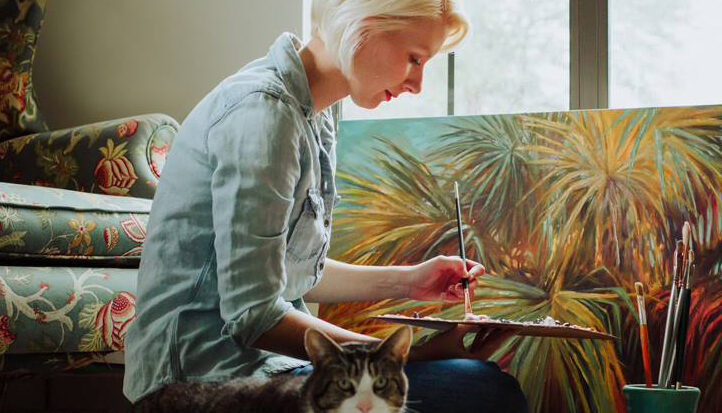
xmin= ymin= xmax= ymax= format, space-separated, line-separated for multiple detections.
xmin=356 ymin=398 xmax=373 ymax=413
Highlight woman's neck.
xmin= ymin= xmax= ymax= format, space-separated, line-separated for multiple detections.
xmin=299 ymin=37 xmax=350 ymax=113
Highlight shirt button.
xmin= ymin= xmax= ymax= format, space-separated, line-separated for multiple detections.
xmin=319 ymin=262 xmax=324 ymax=270
xmin=323 ymin=219 xmax=329 ymax=227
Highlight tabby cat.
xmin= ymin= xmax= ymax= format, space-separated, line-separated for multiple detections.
xmin=134 ymin=326 xmax=412 ymax=413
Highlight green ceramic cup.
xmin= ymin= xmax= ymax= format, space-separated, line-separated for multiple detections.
xmin=623 ymin=384 xmax=700 ymax=413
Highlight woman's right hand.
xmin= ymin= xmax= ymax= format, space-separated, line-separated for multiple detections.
xmin=407 ymin=325 xmax=514 ymax=362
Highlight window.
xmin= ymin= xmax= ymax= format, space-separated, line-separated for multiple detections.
xmin=302 ymin=1 xmax=722 ymax=119
xmin=455 ymin=1 xmax=569 ymax=115
xmin=609 ymin=0 xmax=722 ymax=108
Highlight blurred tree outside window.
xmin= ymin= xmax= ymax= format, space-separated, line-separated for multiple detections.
xmin=609 ymin=0 xmax=722 ymax=108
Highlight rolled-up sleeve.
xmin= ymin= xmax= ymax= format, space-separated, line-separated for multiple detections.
xmin=207 ymin=92 xmax=302 ymax=348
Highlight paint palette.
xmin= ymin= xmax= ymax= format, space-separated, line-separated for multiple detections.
xmin=372 ymin=314 xmax=617 ymax=340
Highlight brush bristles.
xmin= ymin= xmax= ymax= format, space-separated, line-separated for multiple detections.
xmin=682 ymin=222 xmax=691 ymax=248
xmin=634 ymin=282 xmax=644 ymax=296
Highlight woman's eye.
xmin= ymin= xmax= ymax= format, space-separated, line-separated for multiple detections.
xmin=411 ymin=56 xmax=422 ymax=66
xmin=374 ymin=376 xmax=388 ymax=389
xmin=337 ymin=378 xmax=353 ymax=390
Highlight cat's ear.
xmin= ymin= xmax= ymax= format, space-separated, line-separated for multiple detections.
xmin=377 ymin=326 xmax=412 ymax=361
xmin=305 ymin=328 xmax=343 ymax=365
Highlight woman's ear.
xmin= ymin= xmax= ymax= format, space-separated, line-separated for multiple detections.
xmin=377 ymin=326 xmax=413 ymax=361
xmin=304 ymin=328 xmax=344 ymax=366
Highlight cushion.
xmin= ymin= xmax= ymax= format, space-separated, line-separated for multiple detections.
xmin=0 ymin=265 xmax=137 ymax=355
xmin=0 ymin=181 xmax=151 ymax=266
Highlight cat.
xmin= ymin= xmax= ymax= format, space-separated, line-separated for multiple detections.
xmin=133 ymin=326 xmax=412 ymax=413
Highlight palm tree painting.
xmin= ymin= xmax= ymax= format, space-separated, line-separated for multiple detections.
xmin=319 ymin=105 xmax=722 ymax=413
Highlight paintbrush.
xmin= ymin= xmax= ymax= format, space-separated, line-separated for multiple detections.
xmin=661 ymin=222 xmax=693 ymax=388
xmin=672 ymin=251 xmax=693 ymax=389
xmin=453 ymin=181 xmax=472 ymax=317
xmin=679 ymin=222 xmax=692 ymax=290
xmin=658 ymin=240 xmax=682 ymax=387
xmin=634 ymin=282 xmax=653 ymax=388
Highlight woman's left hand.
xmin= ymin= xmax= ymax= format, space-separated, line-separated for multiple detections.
xmin=405 ymin=255 xmax=485 ymax=302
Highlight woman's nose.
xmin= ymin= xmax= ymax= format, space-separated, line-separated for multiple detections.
xmin=403 ymin=67 xmax=423 ymax=94
xmin=404 ymin=78 xmax=422 ymax=94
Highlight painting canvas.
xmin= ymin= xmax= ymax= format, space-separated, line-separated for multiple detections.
xmin=319 ymin=105 xmax=722 ymax=413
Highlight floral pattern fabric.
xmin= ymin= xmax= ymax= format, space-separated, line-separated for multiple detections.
xmin=0 ymin=266 xmax=138 ymax=356
xmin=0 ymin=181 xmax=151 ymax=265
xmin=0 ymin=113 xmax=178 ymax=199
xmin=0 ymin=0 xmax=48 ymax=141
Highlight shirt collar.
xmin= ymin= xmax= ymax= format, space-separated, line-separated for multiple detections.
xmin=269 ymin=32 xmax=316 ymax=118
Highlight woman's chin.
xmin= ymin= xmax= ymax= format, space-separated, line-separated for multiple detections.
xmin=350 ymin=94 xmax=385 ymax=110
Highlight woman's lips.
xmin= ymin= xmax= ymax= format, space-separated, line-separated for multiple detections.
xmin=385 ymin=90 xmax=393 ymax=101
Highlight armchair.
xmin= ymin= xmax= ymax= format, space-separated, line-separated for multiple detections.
xmin=0 ymin=0 xmax=179 ymax=385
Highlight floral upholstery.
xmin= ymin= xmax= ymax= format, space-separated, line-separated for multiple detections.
xmin=0 ymin=113 xmax=178 ymax=199
xmin=0 ymin=0 xmax=180 ymax=379
xmin=0 ymin=182 xmax=151 ymax=266
xmin=0 ymin=0 xmax=48 ymax=141
xmin=0 ymin=266 xmax=137 ymax=356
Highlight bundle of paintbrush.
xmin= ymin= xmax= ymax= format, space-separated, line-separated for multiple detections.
xmin=657 ymin=221 xmax=695 ymax=389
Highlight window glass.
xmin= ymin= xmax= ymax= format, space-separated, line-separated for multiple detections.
xmin=609 ymin=0 xmax=722 ymax=107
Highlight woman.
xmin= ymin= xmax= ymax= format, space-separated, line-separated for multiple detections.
xmin=124 ymin=1 xmax=528 ymax=412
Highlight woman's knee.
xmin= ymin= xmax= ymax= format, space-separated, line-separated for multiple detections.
xmin=404 ymin=359 xmax=528 ymax=413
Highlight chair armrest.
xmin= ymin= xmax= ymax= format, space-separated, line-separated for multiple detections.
xmin=0 ymin=113 xmax=179 ymax=199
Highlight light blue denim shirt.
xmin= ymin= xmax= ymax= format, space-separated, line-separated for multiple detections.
xmin=123 ymin=32 xmax=338 ymax=403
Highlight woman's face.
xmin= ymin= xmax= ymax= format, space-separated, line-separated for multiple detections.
xmin=347 ymin=17 xmax=448 ymax=109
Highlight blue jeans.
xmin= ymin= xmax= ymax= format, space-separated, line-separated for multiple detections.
xmin=289 ymin=359 xmax=529 ymax=413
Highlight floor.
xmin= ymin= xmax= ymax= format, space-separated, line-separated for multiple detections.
xmin=0 ymin=368 xmax=133 ymax=413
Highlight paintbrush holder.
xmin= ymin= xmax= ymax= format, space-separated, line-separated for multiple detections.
xmin=623 ymin=384 xmax=700 ymax=413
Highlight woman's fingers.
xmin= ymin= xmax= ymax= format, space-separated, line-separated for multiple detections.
xmin=464 ymin=258 xmax=483 ymax=271
xmin=468 ymin=264 xmax=485 ymax=278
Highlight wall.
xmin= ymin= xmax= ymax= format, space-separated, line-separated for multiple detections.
xmin=33 ymin=0 xmax=303 ymax=129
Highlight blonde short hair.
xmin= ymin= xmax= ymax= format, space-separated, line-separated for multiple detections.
xmin=311 ymin=0 xmax=470 ymax=75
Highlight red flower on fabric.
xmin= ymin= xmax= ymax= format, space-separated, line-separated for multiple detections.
xmin=0 ymin=59 xmax=29 ymax=124
xmin=117 ymin=120 xmax=139 ymax=138
xmin=33 ymin=306 xmax=47 ymax=323
xmin=0 ymin=315 xmax=16 ymax=353
xmin=120 ymin=214 xmax=146 ymax=256
xmin=93 ymin=291 xmax=136 ymax=350
xmin=66 ymin=291 xmax=76 ymax=305
xmin=103 ymin=226 xmax=119 ymax=251
xmin=151 ymin=142 xmax=169 ymax=156
xmin=94 ymin=139 xmax=138 ymax=195
xmin=149 ymin=142 xmax=170 ymax=178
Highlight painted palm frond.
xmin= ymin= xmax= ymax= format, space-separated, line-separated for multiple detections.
xmin=522 ymin=107 xmax=722 ymax=286
xmin=430 ymin=115 xmax=542 ymax=247
xmin=330 ymin=135 xmax=503 ymax=269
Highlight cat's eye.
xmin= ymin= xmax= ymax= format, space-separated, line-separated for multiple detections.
xmin=373 ymin=376 xmax=388 ymax=390
xmin=337 ymin=378 xmax=353 ymax=391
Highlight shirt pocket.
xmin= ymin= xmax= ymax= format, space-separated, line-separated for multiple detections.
xmin=286 ymin=188 xmax=327 ymax=262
